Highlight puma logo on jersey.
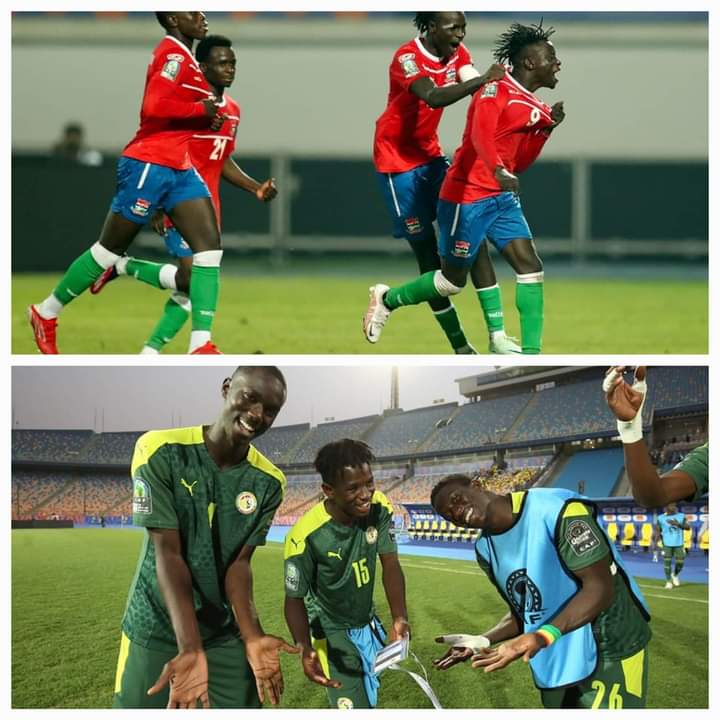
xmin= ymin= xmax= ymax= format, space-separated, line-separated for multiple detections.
xmin=180 ymin=478 xmax=198 ymax=496
xmin=327 ymin=549 xmax=343 ymax=560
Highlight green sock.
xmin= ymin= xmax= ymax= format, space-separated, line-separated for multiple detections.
xmin=190 ymin=265 xmax=220 ymax=332
xmin=674 ymin=558 xmax=684 ymax=576
xmin=52 ymin=247 xmax=106 ymax=305
xmin=664 ymin=556 xmax=672 ymax=580
xmin=146 ymin=294 xmax=190 ymax=351
xmin=476 ymin=284 xmax=505 ymax=334
xmin=125 ymin=258 xmax=165 ymax=289
xmin=384 ymin=271 xmax=444 ymax=310
xmin=516 ymin=278 xmax=544 ymax=354
xmin=433 ymin=304 xmax=469 ymax=351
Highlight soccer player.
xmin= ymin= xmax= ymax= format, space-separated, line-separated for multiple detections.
xmin=373 ymin=12 xmax=518 ymax=354
xmin=28 ymin=12 xmax=226 ymax=354
xmin=431 ymin=476 xmax=652 ymax=709
xmin=604 ymin=366 xmax=709 ymax=506
xmin=113 ymin=366 xmax=299 ymax=708
xmin=365 ymin=22 xmax=565 ymax=354
xmin=283 ymin=439 xmax=410 ymax=709
xmin=655 ymin=503 xmax=690 ymax=589
xmin=91 ymin=34 xmax=277 ymax=355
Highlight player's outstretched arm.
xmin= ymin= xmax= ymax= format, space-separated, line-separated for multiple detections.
xmin=284 ymin=596 xmax=342 ymax=689
xmin=225 ymin=545 xmax=300 ymax=705
xmin=221 ymin=158 xmax=278 ymax=202
xmin=410 ymin=63 xmax=505 ymax=109
xmin=379 ymin=552 xmax=410 ymax=641
xmin=147 ymin=528 xmax=209 ymax=708
xmin=605 ymin=366 xmax=697 ymax=506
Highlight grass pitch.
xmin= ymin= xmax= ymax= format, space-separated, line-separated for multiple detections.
xmin=12 ymin=529 xmax=708 ymax=709
xmin=12 ymin=270 xmax=707 ymax=354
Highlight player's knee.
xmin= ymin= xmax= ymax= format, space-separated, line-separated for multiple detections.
xmin=515 ymin=249 xmax=543 ymax=275
xmin=193 ymin=249 xmax=224 ymax=268
xmin=175 ymin=266 xmax=191 ymax=293
xmin=433 ymin=270 xmax=465 ymax=297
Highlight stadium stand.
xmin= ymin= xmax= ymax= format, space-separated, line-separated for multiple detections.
xmin=252 ymin=423 xmax=311 ymax=465
xmin=288 ymin=416 xmax=379 ymax=464
xmin=549 ymin=448 xmax=625 ymax=496
xmin=12 ymin=430 xmax=93 ymax=463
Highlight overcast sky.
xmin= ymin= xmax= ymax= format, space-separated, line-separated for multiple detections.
xmin=12 ymin=365 xmax=497 ymax=432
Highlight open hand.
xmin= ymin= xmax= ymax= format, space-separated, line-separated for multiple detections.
xmin=147 ymin=649 xmax=210 ymax=709
xmin=471 ymin=633 xmax=544 ymax=673
xmin=300 ymin=646 xmax=342 ymax=688
xmin=245 ymin=634 xmax=300 ymax=705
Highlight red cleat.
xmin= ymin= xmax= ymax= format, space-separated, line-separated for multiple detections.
xmin=90 ymin=266 xmax=118 ymax=295
xmin=190 ymin=341 xmax=223 ymax=355
xmin=28 ymin=305 xmax=59 ymax=354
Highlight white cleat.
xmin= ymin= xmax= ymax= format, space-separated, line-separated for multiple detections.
xmin=363 ymin=284 xmax=391 ymax=343
xmin=671 ymin=574 xmax=680 ymax=587
xmin=664 ymin=581 xmax=673 ymax=589
xmin=489 ymin=332 xmax=522 ymax=354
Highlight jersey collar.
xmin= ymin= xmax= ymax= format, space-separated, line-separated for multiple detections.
xmin=164 ymin=34 xmax=198 ymax=65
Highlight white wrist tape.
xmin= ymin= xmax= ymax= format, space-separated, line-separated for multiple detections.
xmin=437 ymin=633 xmax=490 ymax=652
xmin=619 ymin=377 xmax=647 ymax=444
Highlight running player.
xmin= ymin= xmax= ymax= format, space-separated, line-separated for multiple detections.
xmin=373 ymin=11 xmax=518 ymax=354
xmin=604 ymin=366 xmax=709 ymax=506
xmin=655 ymin=503 xmax=690 ymax=589
xmin=432 ymin=476 xmax=652 ymax=709
xmin=113 ymin=366 xmax=299 ymax=708
xmin=28 ymin=12 xmax=225 ymax=354
xmin=283 ymin=440 xmax=410 ymax=709
xmin=365 ymin=22 xmax=565 ymax=354
xmin=91 ymin=34 xmax=277 ymax=354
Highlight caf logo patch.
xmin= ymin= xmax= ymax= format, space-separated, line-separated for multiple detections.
xmin=285 ymin=562 xmax=300 ymax=592
xmin=235 ymin=491 xmax=257 ymax=514
xmin=337 ymin=697 xmax=354 ymax=709
xmin=132 ymin=477 xmax=152 ymax=514
xmin=365 ymin=526 xmax=378 ymax=544
xmin=481 ymin=82 xmax=498 ymax=98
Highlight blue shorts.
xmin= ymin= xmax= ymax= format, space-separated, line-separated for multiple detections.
xmin=111 ymin=157 xmax=211 ymax=225
xmin=163 ymin=227 xmax=194 ymax=258
xmin=376 ymin=156 xmax=449 ymax=242
xmin=437 ymin=192 xmax=532 ymax=267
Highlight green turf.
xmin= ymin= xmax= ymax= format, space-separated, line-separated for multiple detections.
xmin=13 ymin=273 xmax=707 ymax=354
xmin=12 ymin=530 xmax=708 ymax=708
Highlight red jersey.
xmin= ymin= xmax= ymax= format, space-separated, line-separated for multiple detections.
xmin=164 ymin=94 xmax=240 ymax=231
xmin=123 ymin=36 xmax=214 ymax=170
xmin=373 ymin=38 xmax=474 ymax=173
xmin=440 ymin=71 xmax=555 ymax=203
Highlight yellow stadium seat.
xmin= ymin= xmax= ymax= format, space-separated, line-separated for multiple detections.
xmin=638 ymin=523 xmax=653 ymax=549
xmin=684 ymin=528 xmax=693 ymax=551
xmin=621 ymin=523 xmax=636 ymax=549
xmin=699 ymin=529 xmax=709 ymax=551
xmin=606 ymin=522 xmax=618 ymax=544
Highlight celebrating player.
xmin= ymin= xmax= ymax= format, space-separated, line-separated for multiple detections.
xmin=365 ymin=22 xmax=565 ymax=354
xmin=28 ymin=12 xmax=226 ymax=354
xmin=655 ymin=503 xmax=690 ymax=589
xmin=373 ymin=11 xmax=518 ymax=354
xmin=604 ymin=366 xmax=708 ymax=506
xmin=91 ymin=34 xmax=277 ymax=354
xmin=113 ymin=367 xmax=299 ymax=708
xmin=283 ymin=439 xmax=410 ymax=709
xmin=431 ymin=476 xmax=652 ymax=709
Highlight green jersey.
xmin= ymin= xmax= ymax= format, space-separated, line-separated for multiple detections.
xmin=122 ymin=426 xmax=285 ymax=650
xmin=284 ymin=491 xmax=396 ymax=634
xmin=672 ymin=442 xmax=708 ymax=499
xmin=478 ymin=495 xmax=651 ymax=661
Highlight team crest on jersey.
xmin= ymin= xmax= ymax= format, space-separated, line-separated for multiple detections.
xmin=566 ymin=519 xmax=601 ymax=556
xmin=365 ymin=526 xmax=378 ymax=544
xmin=161 ymin=59 xmax=181 ymax=81
xmin=452 ymin=239 xmax=471 ymax=257
xmin=404 ymin=217 xmax=423 ymax=234
xmin=445 ymin=68 xmax=457 ymax=84
xmin=235 ymin=491 xmax=257 ymax=514
xmin=285 ymin=562 xmax=300 ymax=591
xmin=481 ymin=82 xmax=498 ymax=98
xmin=130 ymin=198 xmax=151 ymax=217
xmin=505 ymin=569 xmax=543 ymax=623
xmin=337 ymin=697 xmax=354 ymax=709
xmin=132 ymin=477 xmax=152 ymax=514
xmin=398 ymin=53 xmax=420 ymax=78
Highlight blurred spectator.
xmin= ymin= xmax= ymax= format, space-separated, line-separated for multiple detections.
xmin=52 ymin=122 xmax=103 ymax=167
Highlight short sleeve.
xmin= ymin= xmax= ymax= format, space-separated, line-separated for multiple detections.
xmin=557 ymin=502 xmax=610 ymax=572
xmin=130 ymin=435 xmax=178 ymax=529
xmin=390 ymin=49 xmax=428 ymax=92
xmin=670 ymin=444 xmax=708 ymax=499
xmin=246 ymin=479 xmax=283 ymax=547
xmin=456 ymin=43 xmax=474 ymax=76
xmin=283 ymin=529 xmax=314 ymax=598
xmin=373 ymin=492 xmax=397 ymax=555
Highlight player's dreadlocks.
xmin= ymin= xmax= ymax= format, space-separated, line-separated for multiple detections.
xmin=430 ymin=473 xmax=475 ymax=510
xmin=413 ymin=12 xmax=438 ymax=35
xmin=493 ymin=21 xmax=555 ymax=65
xmin=196 ymin=34 xmax=232 ymax=63
xmin=315 ymin=439 xmax=376 ymax=487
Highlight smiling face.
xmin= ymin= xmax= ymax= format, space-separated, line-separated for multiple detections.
xmin=323 ymin=463 xmax=375 ymax=522
xmin=427 ymin=11 xmax=467 ymax=60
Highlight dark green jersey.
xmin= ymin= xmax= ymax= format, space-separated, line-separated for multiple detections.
xmin=477 ymin=496 xmax=651 ymax=661
xmin=672 ymin=443 xmax=708 ymax=499
xmin=284 ymin=491 xmax=396 ymax=634
xmin=122 ymin=426 xmax=285 ymax=650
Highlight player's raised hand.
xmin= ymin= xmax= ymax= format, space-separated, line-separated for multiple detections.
xmin=604 ymin=366 xmax=647 ymax=421
xmin=300 ymin=646 xmax=342 ymax=688
xmin=245 ymin=634 xmax=300 ymax=706
xmin=480 ymin=63 xmax=506 ymax=84
xmin=147 ymin=649 xmax=210 ymax=709
xmin=471 ymin=632 xmax=544 ymax=673
xmin=495 ymin=167 xmax=519 ymax=194
xmin=550 ymin=101 xmax=566 ymax=127
xmin=201 ymin=96 xmax=221 ymax=117
xmin=255 ymin=178 xmax=278 ymax=203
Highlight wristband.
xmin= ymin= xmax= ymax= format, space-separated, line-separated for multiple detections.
xmin=536 ymin=624 xmax=562 ymax=647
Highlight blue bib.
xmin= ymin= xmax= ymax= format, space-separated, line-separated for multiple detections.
xmin=658 ymin=513 xmax=685 ymax=547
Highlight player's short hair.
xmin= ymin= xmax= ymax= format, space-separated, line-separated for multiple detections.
xmin=413 ymin=12 xmax=438 ymax=35
xmin=315 ymin=439 xmax=375 ymax=487
xmin=430 ymin=473 xmax=472 ymax=509
xmin=196 ymin=34 xmax=233 ymax=64
xmin=155 ymin=12 xmax=172 ymax=29
xmin=493 ymin=21 xmax=555 ymax=65
xmin=232 ymin=366 xmax=287 ymax=390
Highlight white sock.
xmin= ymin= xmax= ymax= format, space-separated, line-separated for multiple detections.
xmin=159 ymin=265 xmax=178 ymax=290
xmin=190 ymin=331 xmax=211 ymax=351
xmin=140 ymin=346 xmax=160 ymax=355
xmin=36 ymin=295 xmax=64 ymax=319
xmin=116 ymin=257 xmax=130 ymax=275
xmin=90 ymin=241 xmax=121 ymax=269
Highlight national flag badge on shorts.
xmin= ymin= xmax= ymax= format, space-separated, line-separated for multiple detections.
xmin=365 ymin=526 xmax=378 ymax=544
xmin=452 ymin=240 xmax=471 ymax=257
xmin=235 ymin=491 xmax=257 ymax=514
xmin=130 ymin=198 xmax=151 ymax=217
xmin=404 ymin=217 xmax=423 ymax=234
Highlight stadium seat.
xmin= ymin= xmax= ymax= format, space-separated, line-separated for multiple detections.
xmin=684 ymin=528 xmax=694 ymax=552
xmin=439 ymin=520 xmax=450 ymax=542
xmin=638 ymin=523 xmax=653 ymax=551
xmin=606 ymin=522 xmax=618 ymax=544
xmin=620 ymin=523 xmax=636 ymax=550
xmin=420 ymin=520 xmax=430 ymax=540
xmin=699 ymin=529 xmax=709 ymax=552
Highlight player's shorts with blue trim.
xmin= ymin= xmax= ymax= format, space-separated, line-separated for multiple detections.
xmin=376 ymin=156 xmax=449 ymax=242
xmin=111 ymin=157 xmax=211 ymax=225
xmin=437 ymin=191 xmax=532 ymax=267
xmin=164 ymin=227 xmax=194 ymax=258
